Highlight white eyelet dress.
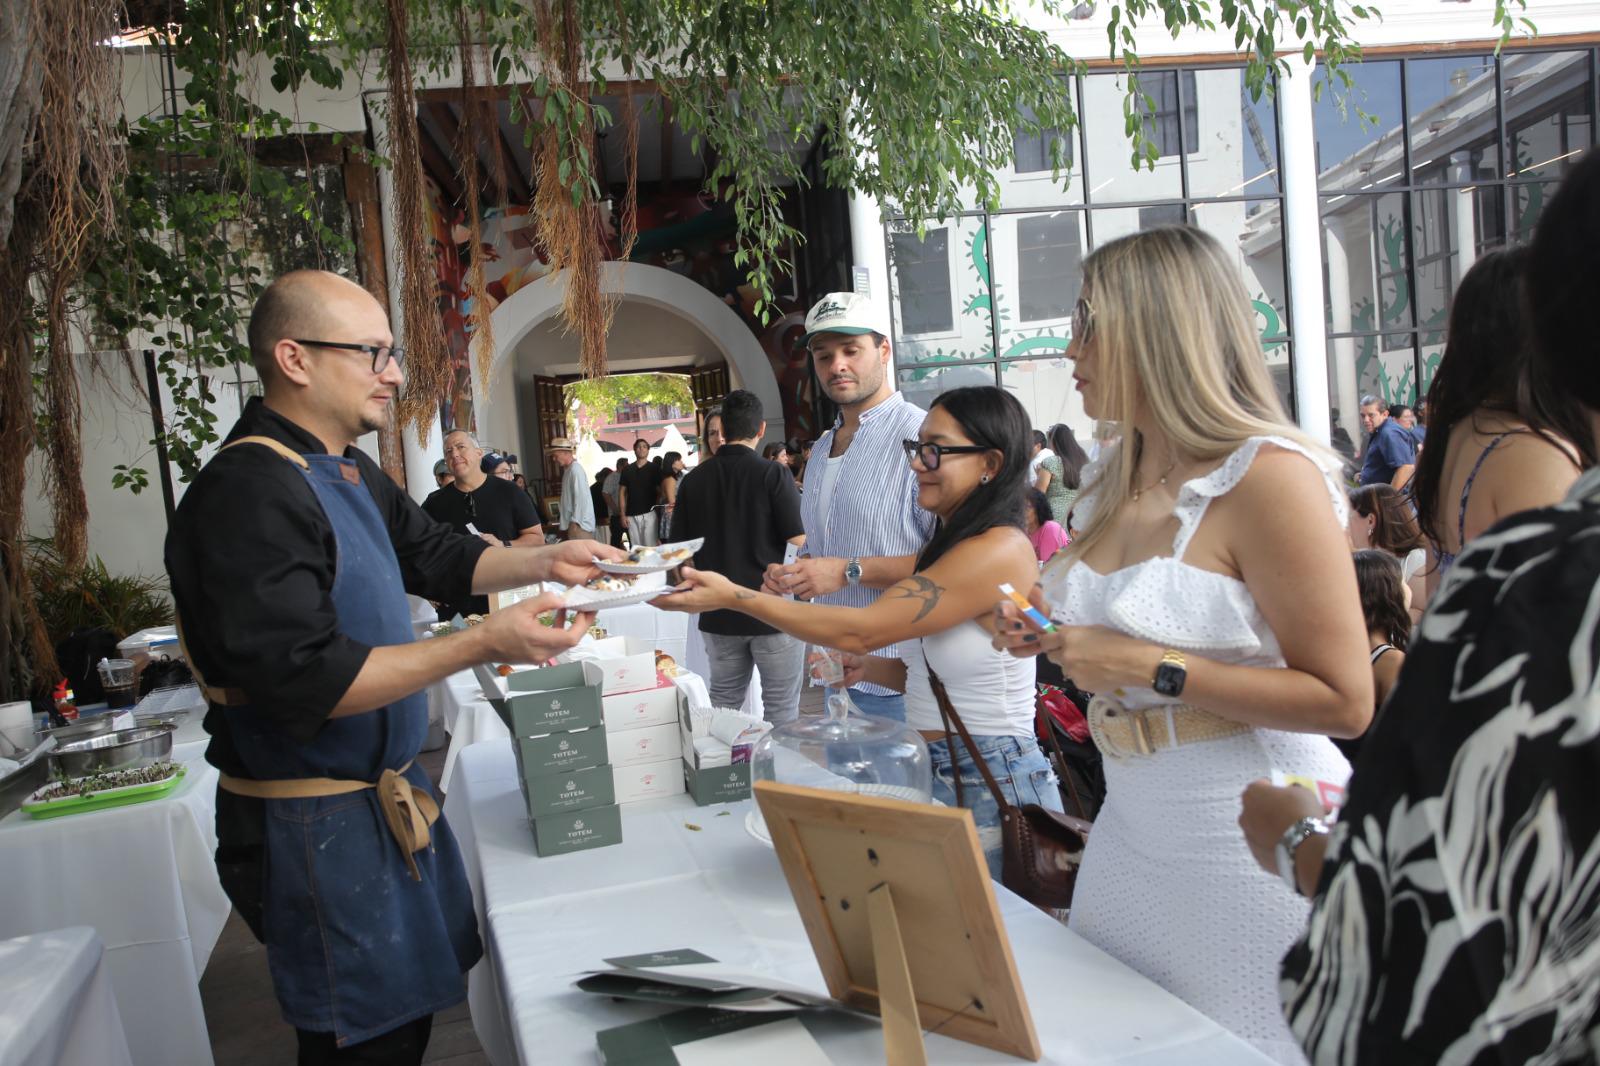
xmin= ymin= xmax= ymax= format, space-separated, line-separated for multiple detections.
xmin=1040 ymin=436 xmax=1352 ymax=1065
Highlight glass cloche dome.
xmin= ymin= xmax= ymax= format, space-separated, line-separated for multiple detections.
xmin=747 ymin=692 xmax=931 ymax=845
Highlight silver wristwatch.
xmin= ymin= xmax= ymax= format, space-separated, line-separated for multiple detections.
xmin=1275 ymin=816 xmax=1329 ymax=895
xmin=845 ymin=557 xmax=863 ymax=586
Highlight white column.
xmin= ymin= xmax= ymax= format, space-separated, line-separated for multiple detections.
xmin=846 ymin=189 xmax=893 ymax=332
xmin=366 ymin=90 xmax=445 ymax=502
xmin=1277 ymin=57 xmax=1331 ymax=444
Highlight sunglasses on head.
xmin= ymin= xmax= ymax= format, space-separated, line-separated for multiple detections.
xmin=901 ymin=439 xmax=990 ymax=471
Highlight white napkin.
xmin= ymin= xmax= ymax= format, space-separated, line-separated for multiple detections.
xmin=671 ymin=672 xmax=713 ymax=713
xmin=710 ymin=710 xmax=766 ymax=747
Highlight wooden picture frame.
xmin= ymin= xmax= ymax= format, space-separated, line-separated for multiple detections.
xmin=753 ymin=781 xmax=1041 ymax=1063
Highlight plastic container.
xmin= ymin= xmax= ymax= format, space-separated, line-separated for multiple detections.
xmin=746 ymin=692 xmax=932 ymax=844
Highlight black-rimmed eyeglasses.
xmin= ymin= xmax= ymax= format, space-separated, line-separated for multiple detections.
xmin=295 ymin=339 xmax=404 ymax=374
xmin=902 ymin=439 xmax=990 ymax=471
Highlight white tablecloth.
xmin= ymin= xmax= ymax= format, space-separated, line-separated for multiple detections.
xmin=0 ymin=756 xmax=229 ymax=1066
xmin=442 ymin=742 xmax=1271 ymax=1066
xmin=433 ymin=670 xmax=510 ymax=793
xmin=0 ymin=927 xmax=134 ymax=1066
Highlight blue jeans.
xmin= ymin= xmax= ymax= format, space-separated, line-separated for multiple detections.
xmin=929 ymin=734 xmax=1060 ymax=880
xmin=826 ymin=687 xmax=907 ymax=722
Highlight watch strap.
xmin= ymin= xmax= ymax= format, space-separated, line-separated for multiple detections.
xmin=1275 ymin=815 xmax=1328 ymax=895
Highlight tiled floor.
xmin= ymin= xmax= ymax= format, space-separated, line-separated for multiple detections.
xmin=201 ymin=686 xmax=824 ymax=1063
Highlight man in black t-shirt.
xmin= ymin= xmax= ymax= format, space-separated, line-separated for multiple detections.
xmin=671 ymin=391 xmax=805 ymax=722
xmin=617 ymin=438 xmax=662 ymax=547
xmin=423 ymin=430 xmax=543 ymax=617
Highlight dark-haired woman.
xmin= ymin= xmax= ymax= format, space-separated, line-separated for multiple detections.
xmin=1023 ymin=488 xmax=1069 ymax=564
xmin=657 ymin=451 xmax=685 ymax=540
xmin=659 ymin=386 xmax=1059 ymax=876
xmin=1035 ymin=423 xmax=1090 ymax=525
xmin=1348 ymin=483 xmax=1427 ymax=621
xmin=1408 ymin=248 xmax=1591 ymax=598
xmin=1336 ymin=549 xmax=1412 ymax=763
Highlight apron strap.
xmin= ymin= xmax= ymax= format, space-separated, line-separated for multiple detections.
xmin=219 ymin=763 xmax=441 ymax=881
xmin=178 ymin=435 xmax=312 ymax=706
xmin=220 ymin=434 xmax=311 ymax=469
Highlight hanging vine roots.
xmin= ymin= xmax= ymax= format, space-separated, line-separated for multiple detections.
xmin=386 ymin=0 xmax=452 ymax=443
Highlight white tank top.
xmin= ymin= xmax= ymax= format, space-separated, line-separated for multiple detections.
xmin=903 ymin=620 xmax=1038 ymax=737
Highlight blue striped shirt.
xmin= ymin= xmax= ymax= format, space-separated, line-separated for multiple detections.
xmin=800 ymin=391 xmax=937 ymax=692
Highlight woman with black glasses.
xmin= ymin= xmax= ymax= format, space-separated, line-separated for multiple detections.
xmin=659 ymin=385 xmax=1061 ymax=877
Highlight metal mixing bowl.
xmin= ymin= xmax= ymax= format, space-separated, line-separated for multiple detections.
xmin=50 ymin=726 xmax=174 ymax=778
xmin=34 ymin=718 xmax=114 ymax=747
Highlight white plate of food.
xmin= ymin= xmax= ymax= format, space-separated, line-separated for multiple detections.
xmin=562 ymin=575 xmax=683 ymax=611
xmin=594 ymin=539 xmax=703 ymax=575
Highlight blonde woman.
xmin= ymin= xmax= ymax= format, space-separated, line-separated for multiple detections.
xmin=992 ymin=227 xmax=1371 ymax=1064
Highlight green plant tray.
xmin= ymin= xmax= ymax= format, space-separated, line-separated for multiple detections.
xmin=21 ymin=766 xmax=187 ymax=820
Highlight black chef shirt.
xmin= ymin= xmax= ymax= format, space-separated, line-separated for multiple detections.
xmin=164 ymin=399 xmax=487 ymax=880
xmin=421 ymin=475 xmax=540 ymax=617
xmin=618 ymin=461 xmax=660 ymax=517
xmin=670 ymin=444 xmax=803 ymax=636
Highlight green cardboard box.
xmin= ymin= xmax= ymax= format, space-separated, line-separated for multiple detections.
xmin=532 ymin=803 xmax=624 ymax=857
xmin=500 ymin=660 xmax=605 ymax=733
xmin=516 ymin=726 xmax=609 ymax=777
xmin=682 ymin=760 xmax=751 ymax=806
xmin=524 ymin=763 xmax=616 ymax=817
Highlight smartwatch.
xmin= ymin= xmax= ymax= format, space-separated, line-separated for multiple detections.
xmin=1275 ymin=816 xmax=1329 ymax=895
xmin=845 ymin=557 xmax=863 ymax=587
xmin=1152 ymin=648 xmax=1187 ymax=697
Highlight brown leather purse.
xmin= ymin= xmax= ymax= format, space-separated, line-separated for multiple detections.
xmin=926 ymin=661 xmax=1092 ymax=910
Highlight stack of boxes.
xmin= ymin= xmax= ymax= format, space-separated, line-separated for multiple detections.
xmin=591 ymin=636 xmax=686 ymax=804
xmin=483 ymin=659 xmax=623 ymax=857
xmin=480 ymin=634 xmax=710 ymax=856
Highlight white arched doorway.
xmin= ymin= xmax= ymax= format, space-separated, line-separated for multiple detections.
xmin=473 ymin=262 xmax=783 ymax=462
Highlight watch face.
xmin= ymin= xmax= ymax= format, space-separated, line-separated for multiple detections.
xmin=1154 ymin=662 xmax=1186 ymax=697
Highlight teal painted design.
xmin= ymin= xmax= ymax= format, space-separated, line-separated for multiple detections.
xmin=1001 ymin=335 xmax=1071 ymax=358
xmin=969 ymin=224 xmax=990 ymax=286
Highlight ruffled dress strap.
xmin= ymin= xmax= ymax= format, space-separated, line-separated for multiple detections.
xmin=1172 ymin=436 xmax=1348 ymax=560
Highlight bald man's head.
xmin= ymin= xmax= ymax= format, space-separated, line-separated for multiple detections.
xmin=248 ymin=271 xmax=380 ymax=382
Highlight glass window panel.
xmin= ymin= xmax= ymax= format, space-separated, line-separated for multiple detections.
xmin=1506 ymin=51 xmax=1593 ymax=180
xmin=1320 ymin=192 xmax=1411 ymax=337
xmin=1327 ymin=332 xmax=1418 ymax=448
xmin=1014 ymin=76 xmax=1078 ymax=174
xmin=887 ymin=216 xmax=996 ymax=364
xmin=1000 ymin=357 xmax=1091 ymax=442
xmin=1510 ymin=179 xmax=1562 ymax=244
xmin=1082 ymin=72 xmax=1185 ymax=204
xmin=889 ymin=227 xmax=954 ymax=335
xmin=1406 ymin=55 xmax=1500 ymax=185
xmin=1411 ymin=188 xmax=1457 ymax=340
xmin=1269 ymin=342 xmax=1295 ymax=421
xmin=896 ymin=363 xmax=999 ymax=413
xmin=1186 ymin=69 xmax=1283 ymax=198
xmin=1189 ymin=199 xmax=1289 ymax=344
xmin=1015 ymin=213 xmax=1083 ymax=323
xmin=1316 ymin=60 xmax=1404 ymax=192
xmin=1138 ymin=204 xmax=1187 ymax=229
xmin=990 ymin=212 xmax=1087 ymax=360
xmin=1132 ymin=70 xmax=1198 ymax=158
xmin=1001 ymin=77 xmax=1085 ymax=209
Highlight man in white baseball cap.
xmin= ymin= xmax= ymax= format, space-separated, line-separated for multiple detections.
xmin=549 ymin=437 xmax=596 ymax=541
xmin=763 ymin=292 xmax=934 ymax=721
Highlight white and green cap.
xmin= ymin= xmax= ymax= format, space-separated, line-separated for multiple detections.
xmin=801 ymin=291 xmax=888 ymax=345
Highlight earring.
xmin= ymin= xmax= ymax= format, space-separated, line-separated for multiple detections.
xmin=980 ymin=474 xmax=990 ymax=484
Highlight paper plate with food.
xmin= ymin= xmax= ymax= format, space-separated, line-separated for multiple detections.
xmin=562 ymin=574 xmax=683 ymax=610
xmin=594 ymin=539 xmax=703 ymax=575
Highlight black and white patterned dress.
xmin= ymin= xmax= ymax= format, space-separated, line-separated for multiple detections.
xmin=1281 ymin=467 xmax=1600 ymax=1064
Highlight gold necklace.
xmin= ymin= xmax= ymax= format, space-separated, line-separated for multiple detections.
xmin=1131 ymin=457 xmax=1178 ymax=501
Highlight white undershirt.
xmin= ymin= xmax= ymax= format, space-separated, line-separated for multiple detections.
xmin=812 ymin=454 xmax=845 ymax=547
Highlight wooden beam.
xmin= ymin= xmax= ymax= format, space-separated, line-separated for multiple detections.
xmin=425 ymin=101 xmax=497 ymax=203
xmin=492 ymin=110 xmax=534 ymax=205
xmin=415 ymin=118 xmax=464 ymax=204
xmin=341 ymin=149 xmax=408 ymax=489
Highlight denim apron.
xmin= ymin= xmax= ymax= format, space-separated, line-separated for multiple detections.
xmin=218 ymin=443 xmax=482 ymax=1046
